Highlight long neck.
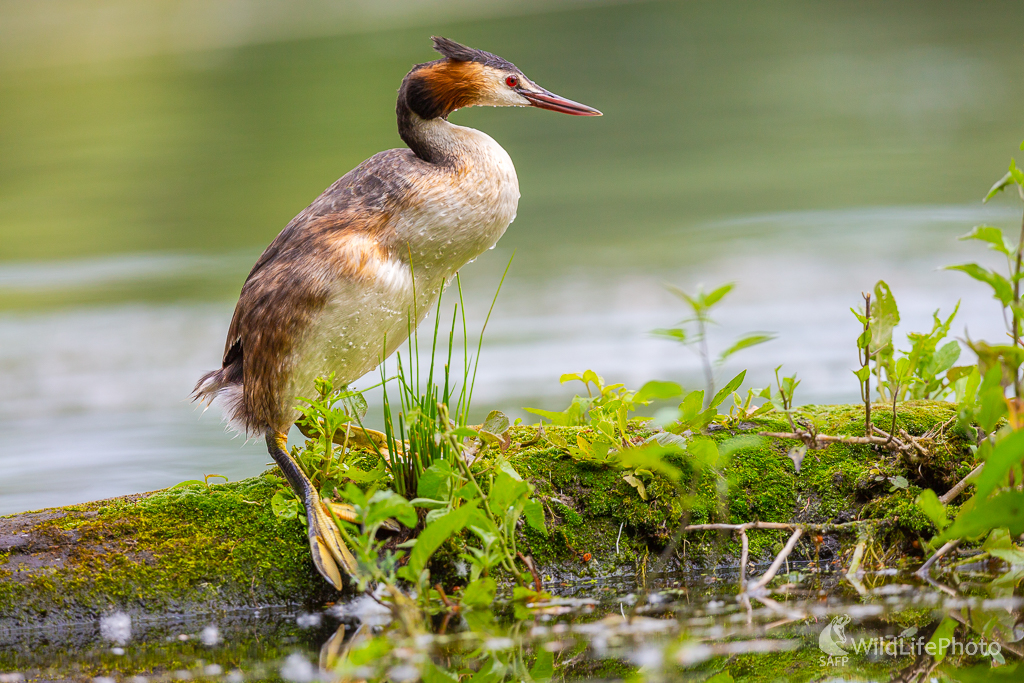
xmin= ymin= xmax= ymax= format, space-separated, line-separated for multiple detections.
xmin=396 ymin=64 xmax=470 ymax=165
xmin=397 ymin=101 xmax=453 ymax=165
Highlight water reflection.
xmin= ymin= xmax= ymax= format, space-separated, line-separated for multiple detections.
xmin=2 ymin=565 xmax=1019 ymax=681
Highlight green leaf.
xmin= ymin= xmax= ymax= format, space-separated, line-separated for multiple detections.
xmin=529 ymin=649 xmax=554 ymax=682
xmin=937 ymin=491 xmax=1024 ymax=543
xmin=523 ymin=499 xmax=547 ymax=534
xmin=409 ymin=497 xmax=447 ymax=510
xmin=461 ymin=577 xmax=497 ymax=608
xmin=417 ymin=460 xmax=454 ymax=500
xmin=422 ymin=662 xmax=460 ymax=683
xmin=985 ymin=171 xmax=1015 ymax=202
xmin=365 ymin=490 xmax=416 ymax=528
xmin=652 ymin=328 xmax=688 ymax=343
xmin=984 ymin=529 xmax=1024 ymax=565
xmin=343 ymin=459 xmax=386 ymax=483
xmin=523 ymin=406 xmax=569 ymax=426
xmin=1011 ymin=158 xmax=1024 ymax=186
xmin=945 ymin=263 xmax=1014 ymax=305
xmin=466 ymin=655 xmax=504 ymax=683
xmin=665 ymin=283 xmax=699 ymax=309
xmin=703 ymin=282 xmax=735 ymax=308
xmin=635 ymin=380 xmax=683 ymax=403
xmin=975 ymin=428 xmax=1024 ymax=501
xmin=915 ymin=489 xmax=949 ymax=531
xmin=481 ymin=410 xmax=510 ymax=437
xmin=409 ymin=501 xmax=479 ymax=577
xmin=170 ymin=480 xmax=206 ymax=490
xmin=489 ymin=472 xmax=530 ymax=513
xmin=340 ymin=390 xmax=369 ymax=420
xmin=687 ymin=437 xmax=720 ymax=470
xmin=270 ymin=490 xmax=299 ymax=520
xmin=710 ymin=370 xmax=746 ymax=411
xmin=889 ymin=475 xmax=909 ymax=490
xmin=931 ymin=341 xmax=961 ymax=375
xmin=928 ymin=617 xmax=957 ymax=663
xmin=718 ymin=333 xmax=776 ymax=363
xmin=959 ymin=225 xmax=1013 ymax=256
xmin=870 ymin=281 xmax=900 ymax=352
xmin=622 ymin=474 xmax=647 ymax=500
xmin=617 ymin=444 xmax=683 ymax=481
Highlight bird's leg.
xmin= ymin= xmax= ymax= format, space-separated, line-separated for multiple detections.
xmin=266 ymin=430 xmax=357 ymax=588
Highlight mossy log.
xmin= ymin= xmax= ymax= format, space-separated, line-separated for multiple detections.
xmin=0 ymin=401 xmax=976 ymax=633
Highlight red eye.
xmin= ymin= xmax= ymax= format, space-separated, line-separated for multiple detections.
xmin=505 ymin=75 xmax=519 ymax=88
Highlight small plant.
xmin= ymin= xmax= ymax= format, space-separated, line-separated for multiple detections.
xmin=851 ymin=281 xmax=963 ymax=406
xmin=913 ymin=143 xmax=1024 ymax=618
xmin=525 ymin=369 xmax=692 ymax=463
xmin=653 ymin=282 xmax=775 ymax=404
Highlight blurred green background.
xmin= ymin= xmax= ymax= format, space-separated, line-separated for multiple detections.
xmin=2 ymin=0 xmax=1023 ymax=513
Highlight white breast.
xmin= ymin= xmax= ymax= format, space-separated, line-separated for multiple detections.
xmin=394 ymin=120 xmax=520 ymax=276
xmin=282 ymin=120 xmax=520 ymax=419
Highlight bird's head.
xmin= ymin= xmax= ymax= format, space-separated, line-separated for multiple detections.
xmin=398 ymin=36 xmax=602 ymax=120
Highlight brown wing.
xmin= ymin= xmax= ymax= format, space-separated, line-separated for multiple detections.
xmin=220 ymin=148 xmax=426 ymax=433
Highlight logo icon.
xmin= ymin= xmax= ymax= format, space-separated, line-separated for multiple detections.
xmin=818 ymin=614 xmax=852 ymax=656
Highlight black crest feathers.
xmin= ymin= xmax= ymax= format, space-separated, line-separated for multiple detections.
xmin=431 ymin=36 xmax=518 ymax=72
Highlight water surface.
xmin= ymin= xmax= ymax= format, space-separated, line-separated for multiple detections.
xmin=2 ymin=0 xmax=1024 ymax=513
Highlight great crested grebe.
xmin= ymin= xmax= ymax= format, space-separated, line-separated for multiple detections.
xmin=194 ymin=37 xmax=600 ymax=588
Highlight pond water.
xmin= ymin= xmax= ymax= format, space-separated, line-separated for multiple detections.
xmin=3 ymin=0 xmax=1024 ymax=515
xmin=2 ymin=564 xmax=1018 ymax=681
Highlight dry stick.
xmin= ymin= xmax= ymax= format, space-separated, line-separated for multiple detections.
xmin=685 ymin=520 xmax=881 ymax=534
xmin=914 ymin=539 xmax=961 ymax=597
xmin=844 ymin=540 xmax=868 ymax=596
xmin=738 ymin=529 xmax=749 ymax=587
xmin=759 ymin=429 xmax=920 ymax=454
xmin=749 ymin=528 xmax=803 ymax=592
xmin=939 ymin=463 xmax=984 ymax=505
xmin=517 ymin=552 xmax=543 ymax=593
xmin=899 ymin=428 xmax=930 ymax=460
xmin=738 ymin=529 xmax=753 ymax=625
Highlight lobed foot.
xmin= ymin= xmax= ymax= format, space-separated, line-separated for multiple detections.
xmin=266 ymin=430 xmax=357 ymax=589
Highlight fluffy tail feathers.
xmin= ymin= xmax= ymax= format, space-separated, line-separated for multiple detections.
xmin=192 ymin=367 xmax=250 ymax=436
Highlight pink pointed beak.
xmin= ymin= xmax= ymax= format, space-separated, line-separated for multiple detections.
xmin=521 ymin=88 xmax=602 ymax=116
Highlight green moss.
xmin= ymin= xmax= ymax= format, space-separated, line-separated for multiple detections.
xmin=0 ymin=472 xmax=331 ymax=627
xmin=709 ymin=645 xmax=906 ymax=682
xmin=0 ymin=401 xmax=978 ymax=623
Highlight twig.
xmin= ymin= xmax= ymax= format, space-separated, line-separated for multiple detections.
xmin=434 ymin=583 xmax=454 ymax=609
xmin=684 ymin=519 xmax=881 ymax=534
xmin=749 ymin=528 xmax=803 ymax=592
xmin=914 ymin=539 xmax=960 ymax=597
xmin=939 ymin=463 xmax=984 ymax=505
xmin=759 ymin=428 xmax=921 ymax=455
xmin=738 ymin=529 xmax=752 ymax=625
xmin=845 ymin=540 xmax=867 ymax=596
xmin=738 ymin=529 xmax=749 ymax=587
xmin=899 ymin=428 xmax=929 ymax=460
xmin=517 ymin=552 xmax=543 ymax=593
xmin=616 ymin=522 xmax=624 ymax=556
